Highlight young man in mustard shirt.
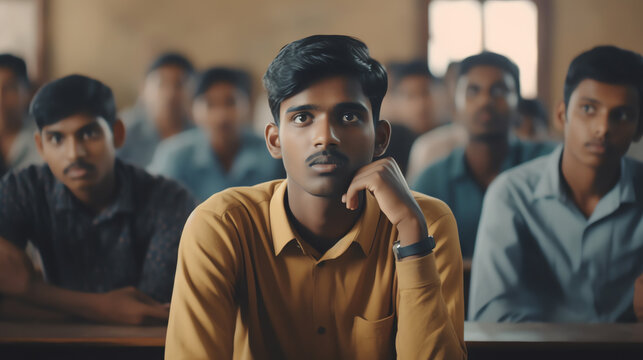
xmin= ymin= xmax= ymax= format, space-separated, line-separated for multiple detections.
xmin=166 ymin=35 xmax=466 ymax=359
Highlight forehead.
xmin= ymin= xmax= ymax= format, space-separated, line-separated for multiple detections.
xmin=570 ymin=79 xmax=639 ymax=108
xmin=279 ymin=76 xmax=371 ymax=113
xmin=459 ymin=65 xmax=515 ymax=89
xmin=43 ymin=113 xmax=107 ymax=133
xmin=200 ymin=81 xmax=246 ymax=99
xmin=147 ymin=65 xmax=188 ymax=82
xmin=0 ymin=67 xmax=20 ymax=84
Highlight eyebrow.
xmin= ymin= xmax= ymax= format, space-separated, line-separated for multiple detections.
xmin=579 ymin=97 xmax=601 ymax=104
xmin=285 ymin=104 xmax=319 ymax=113
xmin=333 ymin=102 xmax=369 ymax=113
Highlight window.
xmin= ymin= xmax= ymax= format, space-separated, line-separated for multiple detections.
xmin=0 ymin=0 xmax=45 ymax=83
xmin=428 ymin=0 xmax=538 ymax=97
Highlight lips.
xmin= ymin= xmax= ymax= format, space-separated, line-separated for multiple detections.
xmin=585 ymin=140 xmax=608 ymax=155
xmin=63 ymin=162 xmax=96 ymax=179
xmin=306 ymin=150 xmax=348 ymax=174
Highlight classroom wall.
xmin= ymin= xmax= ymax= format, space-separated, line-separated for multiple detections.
xmin=45 ymin=0 xmax=643 ymax=116
xmin=45 ymin=0 xmax=422 ymax=110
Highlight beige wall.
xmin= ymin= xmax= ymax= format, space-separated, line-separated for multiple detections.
xmin=46 ymin=0 xmax=422 ymax=110
xmin=547 ymin=0 xmax=643 ymax=112
xmin=45 ymin=0 xmax=643 ymax=118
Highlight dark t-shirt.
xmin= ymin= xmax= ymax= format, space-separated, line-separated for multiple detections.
xmin=0 ymin=160 xmax=196 ymax=302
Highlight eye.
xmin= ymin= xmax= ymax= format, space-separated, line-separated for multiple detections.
xmin=490 ymin=86 xmax=508 ymax=98
xmin=49 ymin=134 xmax=63 ymax=145
xmin=292 ymin=112 xmax=311 ymax=124
xmin=611 ymin=109 xmax=633 ymax=122
xmin=466 ymin=86 xmax=479 ymax=98
xmin=81 ymin=127 xmax=100 ymax=140
xmin=581 ymin=104 xmax=596 ymax=114
xmin=341 ymin=112 xmax=361 ymax=123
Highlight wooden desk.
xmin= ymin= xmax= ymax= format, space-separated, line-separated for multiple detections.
xmin=3 ymin=321 xmax=643 ymax=359
xmin=465 ymin=322 xmax=643 ymax=359
xmin=0 ymin=321 xmax=166 ymax=359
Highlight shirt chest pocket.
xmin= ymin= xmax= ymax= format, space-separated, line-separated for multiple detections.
xmin=351 ymin=314 xmax=395 ymax=360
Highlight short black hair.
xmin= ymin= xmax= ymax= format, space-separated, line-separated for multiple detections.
xmin=263 ymin=35 xmax=388 ymax=124
xmin=0 ymin=53 xmax=29 ymax=86
xmin=518 ymin=98 xmax=548 ymax=128
xmin=30 ymin=74 xmax=117 ymax=130
xmin=388 ymin=60 xmax=434 ymax=88
xmin=564 ymin=45 xmax=643 ymax=134
xmin=146 ymin=52 xmax=194 ymax=76
xmin=194 ymin=67 xmax=252 ymax=99
xmin=459 ymin=52 xmax=521 ymax=98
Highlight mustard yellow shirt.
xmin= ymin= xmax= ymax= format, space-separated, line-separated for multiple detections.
xmin=166 ymin=180 xmax=466 ymax=359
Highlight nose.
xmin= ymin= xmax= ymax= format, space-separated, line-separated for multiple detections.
xmin=593 ymin=111 xmax=610 ymax=138
xmin=66 ymin=137 xmax=87 ymax=160
xmin=313 ymin=115 xmax=340 ymax=148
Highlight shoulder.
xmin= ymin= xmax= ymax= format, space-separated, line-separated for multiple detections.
xmin=411 ymin=191 xmax=454 ymax=225
xmin=488 ymin=155 xmax=549 ymax=203
xmin=197 ymin=179 xmax=283 ymax=219
xmin=1 ymin=164 xmax=52 ymax=191
xmin=121 ymin=161 xmax=195 ymax=207
xmin=413 ymin=149 xmax=459 ymax=190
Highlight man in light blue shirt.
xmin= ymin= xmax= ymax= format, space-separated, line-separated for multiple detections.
xmin=470 ymin=46 xmax=643 ymax=322
xmin=148 ymin=67 xmax=284 ymax=201
xmin=412 ymin=52 xmax=554 ymax=258
xmin=118 ymin=53 xmax=194 ymax=167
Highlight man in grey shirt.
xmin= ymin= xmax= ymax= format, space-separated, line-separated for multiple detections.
xmin=470 ymin=45 xmax=643 ymax=322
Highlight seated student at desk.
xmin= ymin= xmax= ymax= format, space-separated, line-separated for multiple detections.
xmin=412 ymin=52 xmax=554 ymax=258
xmin=166 ymin=35 xmax=466 ymax=359
xmin=469 ymin=46 xmax=643 ymax=322
xmin=148 ymin=67 xmax=284 ymax=201
xmin=0 ymin=75 xmax=195 ymax=324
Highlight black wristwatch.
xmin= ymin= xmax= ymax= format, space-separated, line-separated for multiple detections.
xmin=392 ymin=235 xmax=435 ymax=261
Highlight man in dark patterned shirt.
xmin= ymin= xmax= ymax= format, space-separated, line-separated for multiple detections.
xmin=0 ymin=75 xmax=196 ymax=324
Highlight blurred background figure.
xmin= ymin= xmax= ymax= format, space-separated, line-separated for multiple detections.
xmin=406 ymin=61 xmax=467 ymax=181
xmin=412 ymin=52 xmax=554 ymax=259
xmin=0 ymin=54 xmax=41 ymax=176
xmin=117 ymin=52 xmax=195 ymax=168
xmin=148 ymin=67 xmax=284 ymax=202
xmin=515 ymin=98 xmax=550 ymax=141
xmin=387 ymin=60 xmax=439 ymax=135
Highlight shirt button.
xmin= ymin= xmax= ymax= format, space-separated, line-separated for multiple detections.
xmin=317 ymin=326 xmax=326 ymax=334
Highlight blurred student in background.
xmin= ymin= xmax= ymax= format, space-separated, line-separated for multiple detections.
xmin=412 ymin=52 xmax=554 ymax=258
xmin=148 ymin=67 xmax=284 ymax=201
xmin=470 ymin=46 xmax=643 ymax=323
xmin=0 ymin=54 xmax=41 ymax=176
xmin=0 ymin=75 xmax=195 ymax=324
xmin=118 ymin=52 xmax=194 ymax=167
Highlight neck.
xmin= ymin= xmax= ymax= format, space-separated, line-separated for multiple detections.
xmin=0 ymin=119 xmax=23 ymax=160
xmin=72 ymin=170 xmax=118 ymax=214
xmin=154 ymin=114 xmax=185 ymax=140
xmin=464 ymin=135 xmax=509 ymax=189
xmin=285 ymin=182 xmax=363 ymax=254
xmin=561 ymin=148 xmax=620 ymax=218
xmin=211 ymin=135 xmax=241 ymax=173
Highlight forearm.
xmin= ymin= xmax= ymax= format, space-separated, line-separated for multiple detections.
xmin=17 ymin=279 xmax=103 ymax=321
xmin=396 ymin=254 xmax=466 ymax=359
xmin=0 ymin=296 xmax=71 ymax=322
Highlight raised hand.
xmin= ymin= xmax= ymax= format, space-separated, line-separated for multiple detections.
xmin=342 ymin=157 xmax=428 ymax=247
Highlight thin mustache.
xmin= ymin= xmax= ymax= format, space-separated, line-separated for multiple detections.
xmin=64 ymin=161 xmax=95 ymax=175
xmin=306 ymin=150 xmax=349 ymax=165
xmin=585 ymin=139 xmax=607 ymax=147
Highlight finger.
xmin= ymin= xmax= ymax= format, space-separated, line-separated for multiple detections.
xmin=344 ymin=174 xmax=374 ymax=210
xmin=143 ymin=304 xmax=171 ymax=320
xmin=133 ymin=290 xmax=162 ymax=306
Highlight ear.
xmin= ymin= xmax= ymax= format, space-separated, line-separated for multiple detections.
xmin=265 ymin=122 xmax=282 ymax=159
xmin=554 ymin=101 xmax=567 ymax=133
xmin=34 ymin=131 xmax=45 ymax=158
xmin=112 ymin=118 xmax=126 ymax=149
xmin=374 ymin=119 xmax=392 ymax=157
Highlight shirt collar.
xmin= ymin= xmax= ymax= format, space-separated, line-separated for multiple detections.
xmin=269 ymin=180 xmax=380 ymax=258
xmin=533 ymin=145 xmax=639 ymax=204
xmin=53 ymin=160 xmax=135 ymax=216
xmin=450 ymin=138 xmax=523 ymax=181
xmin=533 ymin=145 xmax=565 ymax=200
